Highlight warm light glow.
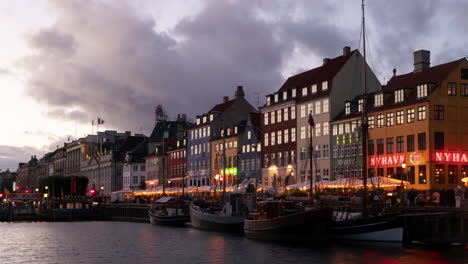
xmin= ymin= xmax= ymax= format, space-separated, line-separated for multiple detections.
xmin=462 ymin=177 xmax=468 ymax=183
xmin=435 ymin=151 xmax=468 ymax=163
xmin=269 ymin=165 xmax=278 ymax=171
xmin=287 ymin=164 xmax=293 ymax=169
xmin=401 ymin=162 xmax=407 ymax=169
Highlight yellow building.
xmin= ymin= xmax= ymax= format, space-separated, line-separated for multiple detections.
xmin=210 ymin=126 xmax=241 ymax=186
xmin=367 ymin=50 xmax=468 ymax=190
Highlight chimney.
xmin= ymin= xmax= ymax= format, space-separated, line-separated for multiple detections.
xmin=413 ymin=50 xmax=430 ymax=73
xmin=323 ymin=58 xmax=331 ymax=65
xmin=343 ymin=46 xmax=351 ymax=55
xmin=223 ymin=96 xmax=229 ymax=103
xmin=234 ymin=85 xmax=245 ymax=99
xmin=393 ymin=68 xmax=397 ymax=77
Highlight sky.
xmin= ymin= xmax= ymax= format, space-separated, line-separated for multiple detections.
xmin=0 ymin=0 xmax=467 ymax=171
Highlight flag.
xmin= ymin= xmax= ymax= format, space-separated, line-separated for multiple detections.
xmin=308 ymin=112 xmax=315 ymax=127
xmin=103 ymin=137 xmax=109 ymax=143
xmin=97 ymin=118 xmax=105 ymax=125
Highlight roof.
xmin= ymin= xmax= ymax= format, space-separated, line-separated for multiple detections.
xmin=278 ymin=50 xmax=356 ymax=92
xmin=209 ymin=99 xmax=236 ymax=113
xmin=149 ymin=120 xmax=191 ymax=143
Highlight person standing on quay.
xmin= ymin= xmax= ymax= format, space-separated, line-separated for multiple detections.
xmin=455 ymin=185 xmax=463 ymax=208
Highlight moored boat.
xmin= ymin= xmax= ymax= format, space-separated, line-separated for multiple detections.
xmin=149 ymin=197 xmax=190 ymax=227
xmin=244 ymin=200 xmax=332 ymax=242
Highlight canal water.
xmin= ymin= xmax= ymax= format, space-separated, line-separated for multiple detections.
xmin=0 ymin=222 xmax=465 ymax=264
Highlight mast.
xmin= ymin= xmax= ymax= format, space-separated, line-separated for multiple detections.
xmin=361 ymin=0 xmax=369 ymax=217
xmin=222 ymin=119 xmax=227 ymax=200
xmin=308 ymin=112 xmax=316 ymax=199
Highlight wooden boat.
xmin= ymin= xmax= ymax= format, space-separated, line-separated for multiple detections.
xmin=244 ymin=200 xmax=332 ymax=242
xmin=189 ymin=194 xmax=249 ymax=232
xmin=149 ymin=197 xmax=190 ymax=227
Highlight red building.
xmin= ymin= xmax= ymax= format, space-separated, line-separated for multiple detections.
xmin=167 ymin=137 xmax=187 ymax=188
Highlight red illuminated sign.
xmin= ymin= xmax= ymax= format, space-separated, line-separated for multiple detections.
xmin=370 ymin=155 xmax=404 ymax=166
xmin=434 ymin=151 xmax=468 ymax=163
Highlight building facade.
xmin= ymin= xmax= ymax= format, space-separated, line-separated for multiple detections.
xmin=167 ymin=137 xmax=187 ymax=188
xmin=65 ymin=140 xmax=81 ymax=177
xmin=238 ymin=113 xmax=262 ymax=182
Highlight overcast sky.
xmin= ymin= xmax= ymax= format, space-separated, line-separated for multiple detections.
xmin=0 ymin=0 xmax=467 ymax=171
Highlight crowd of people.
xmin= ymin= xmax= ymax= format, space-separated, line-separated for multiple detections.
xmin=388 ymin=185 xmax=466 ymax=208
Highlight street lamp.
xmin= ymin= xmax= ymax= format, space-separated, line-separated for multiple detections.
xmin=401 ymin=162 xmax=407 ymax=189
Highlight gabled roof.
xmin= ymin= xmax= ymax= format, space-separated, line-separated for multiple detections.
xmin=383 ymin=58 xmax=463 ymax=93
xmin=278 ymin=50 xmax=356 ymax=92
xmin=149 ymin=120 xmax=191 ymax=143
xmin=209 ymin=99 xmax=236 ymax=113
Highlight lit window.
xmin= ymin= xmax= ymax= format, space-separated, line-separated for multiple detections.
xmin=283 ymin=91 xmax=287 ymax=100
xmin=322 ymin=81 xmax=328 ymax=91
xmin=277 ymin=131 xmax=282 ymax=144
xmin=311 ymin=84 xmax=317 ymax=93
xmin=323 ymin=122 xmax=329 ymax=135
xmin=315 ymin=101 xmax=321 ymax=114
xmin=358 ymin=99 xmax=364 ymax=112
xmin=396 ymin=111 xmax=404 ymax=124
xmin=448 ymin=83 xmax=457 ymax=96
xmin=308 ymin=103 xmax=313 ymax=116
xmin=210 ymin=114 xmax=214 ymax=121
xmin=274 ymin=93 xmax=278 ymax=103
xmin=323 ymin=99 xmax=329 ymax=113
xmin=277 ymin=109 xmax=282 ymax=123
xmin=266 ymin=96 xmax=271 ymax=105
xmin=395 ymin=89 xmax=404 ymax=103
xmin=315 ymin=123 xmax=321 ymax=137
xmin=264 ymin=113 xmax=269 ymax=125
xmin=270 ymin=111 xmax=275 ymax=124
xmin=291 ymin=107 xmax=296 ymax=119
xmin=300 ymin=105 xmax=306 ymax=118
xmin=301 ymin=126 xmax=306 ymax=139
xmin=417 ymin=84 xmax=428 ymax=98
xmin=377 ymin=114 xmax=384 ymax=128
xmin=284 ymin=129 xmax=289 ymax=143
xmin=338 ymin=124 xmax=344 ymax=135
xmin=292 ymin=88 xmax=297 ymax=98
xmin=302 ymin=87 xmax=308 ymax=96
xmin=374 ymin=93 xmax=383 ymax=106
xmin=196 ymin=118 xmax=200 ymax=125
xmin=291 ymin=128 xmax=296 ymax=142
xmin=271 ymin=132 xmax=276 ymax=145
xmin=345 ymin=102 xmax=351 ymax=115
xmin=332 ymin=125 xmax=338 ymax=136
xmin=284 ymin=108 xmax=289 ymax=121
xmin=418 ymin=106 xmax=426 ymax=120
xmin=264 ymin=133 xmax=269 ymax=147
xmin=407 ymin=109 xmax=415 ymax=123
xmin=386 ymin=112 xmax=394 ymax=126
xmin=247 ymin=131 xmax=251 ymax=139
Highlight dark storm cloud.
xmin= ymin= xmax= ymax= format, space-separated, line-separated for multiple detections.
xmin=0 ymin=145 xmax=42 ymax=171
xmin=18 ymin=0 xmax=468 ymax=137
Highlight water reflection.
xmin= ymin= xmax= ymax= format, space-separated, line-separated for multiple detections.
xmin=0 ymin=222 xmax=464 ymax=264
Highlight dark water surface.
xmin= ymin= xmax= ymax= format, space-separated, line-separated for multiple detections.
xmin=0 ymin=222 xmax=465 ymax=264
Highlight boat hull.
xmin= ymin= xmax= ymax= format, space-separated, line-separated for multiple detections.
xmin=149 ymin=210 xmax=190 ymax=227
xmin=331 ymin=214 xmax=403 ymax=242
xmin=189 ymin=204 xmax=244 ymax=232
xmin=244 ymin=208 xmax=332 ymax=242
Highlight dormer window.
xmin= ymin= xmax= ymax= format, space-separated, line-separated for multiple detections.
xmin=221 ymin=129 xmax=224 ymax=137
xmin=345 ymin=102 xmax=351 ymax=115
xmin=203 ymin=116 xmax=207 ymax=123
xmin=311 ymin=84 xmax=317 ymax=94
xmin=322 ymin=81 xmax=328 ymax=91
xmin=395 ymin=89 xmax=404 ymax=103
xmin=283 ymin=91 xmax=287 ymax=100
xmin=209 ymin=114 xmax=214 ymax=121
xmin=302 ymin=87 xmax=308 ymax=96
xmin=374 ymin=93 xmax=383 ymax=107
xmin=417 ymin=84 xmax=428 ymax=98
xmin=292 ymin=88 xmax=297 ymax=98
xmin=234 ymin=126 xmax=238 ymax=134
xmin=196 ymin=118 xmax=201 ymax=125
xmin=358 ymin=99 xmax=364 ymax=112
xmin=177 ymin=141 xmax=180 ymax=147
xmin=274 ymin=93 xmax=278 ymax=103
xmin=266 ymin=96 xmax=271 ymax=105
xmin=227 ymin=128 xmax=231 ymax=136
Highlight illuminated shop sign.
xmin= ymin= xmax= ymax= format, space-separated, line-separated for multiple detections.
xmin=434 ymin=151 xmax=468 ymax=163
xmin=220 ymin=167 xmax=238 ymax=175
xmin=369 ymin=152 xmax=424 ymax=166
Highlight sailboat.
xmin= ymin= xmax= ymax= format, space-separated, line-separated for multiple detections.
xmin=329 ymin=0 xmax=403 ymax=242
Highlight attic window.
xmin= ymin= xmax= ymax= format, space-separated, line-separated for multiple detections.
xmin=209 ymin=114 xmax=214 ymax=121
xmin=358 ymin=99 xmax=364 ymax=112
xmin=311 ymin=84 xmax=317 ymax=94
xmin=203 ymin=116 xmax=207 ymax=123
xmin=283 ymin=91 xmax=287 ymax=100
xmin=302 ymin=87 xmax=308 ymax=96
xmin=177 ymin=141 xmax=180 ymax=147
xmin=374 ymin=93 xmax=383 ymax=107
xmin=395 ymin=89 xmax=404 ymax=103
xmin=196 ymin=118 xmax=200 ymax=125
xmin=292 ymin=88 xmax=297 ymax=98
xmin=345 ymin=102 xmax=351 ymax=115
xmin=274 ymin=93 xmax=278 ymax=103
xmin=322 ymin=81 xmax=328 ymax=91
xmin=266 ymin=96 xmax=271 ymax=106
xmin=417 ymin=84 xmax=428 ymax=98
xmin=461 ymin=68 xmax=468 ymax=80
xmin=234 ymin=126 xmax=238 ymax=134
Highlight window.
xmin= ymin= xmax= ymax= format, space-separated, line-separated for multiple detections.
xmin=247 ymin=131 xmax=252 ymax=139
xmin=291 ymin=106 xmax=296 ymax=119
xmin=418 ymin=133 xmax=426 ymax=150
xmin=207 ymin=127 xmax=210 ymax=137
xmin=323 ymin=99 xmax=329 ymax=113
xmin=283 ymin=91 xmax=287 ymax=100
xmin=332 ymin=125 xmax=338 ymax=136
xmin=386 ymin=112 xmax=394 ymax=126
xmin=271 ymin=132 xmax=276 ymax=145
xmin=435 ymin=164 xmax=445 ymax=184
xmin=417 ymin=84 xmax=428 ymax=98
xmin=374 ymin=93 xmax=383 ymax=106
xmin=264 ymin=154 xmax=269 ymax=167
xmin=434 ymin=105 xmax=444 ymax=120
xmin=300 ymin=105 xmax=306 ymax=118
xmin=397 ymin=136 xmax=404 ymax=153
xmin=292 ymin=88 xmax=297 ymax=98
xmin=210 ymin=114 xmax=214 ymax=121
xmin=271 ymin=111 xmax=276 ymax=124
xmin=300 ymin=126 xmax=306 ymax=140
xmin=345 ymin=102 xmax=351 ymax=115
xmin=323 ymin=144 xmax=329 ymax=158
xmin=284 ymin=108 xmax=289 ymax=121
xmin=344 ymin=123 xmax=350 ymax=134
xmin=264 ymin=133 xmax=269 ymax=147
xmin=315 ymin=101 xmax=321 ymax=114
xmin=377 ymin=114 xmax=384 ymax=128
xmin=368 ymin=140 xmax=374 ymax=155
xmin=284 ymin=129 xmax=289 ymax=143
xmin=323 ymin=122 xmax=329 ymax=135
xmin=291 ymin=150 xmax=296 ymax=164
xmin=322 ymin=81 xmax=328 ymax=91
xmin=300 ymin=147 xmax=306 ymax=160
xmin=246 ymin=144 xmax=250 ymax=152
xmin=264 ymin=113 xmax=269 ymax=125
xmin=274 ymin=93 xmax=278 ymax=103
xmin=277 ymin=109 xmax=282 ymax=123
xmin=434 ymin=132 xmax=444 ymax=150
xmin=338 ymin=124 xmax=344 ymax=135
xmin=377 ymin=139 xmax=384 ymax=155
xmin=277 ymin=131 xmax=282 ymax=145
xmin=461 ymin=84 xmax=468 ymax=96
xmin=395 ymin=89 xmax=404 ymax=103
xmin=368 ymin=116 xmax=375 ymax=128
xmin=448 ymin=165 xmax=457 ymax=184
xmin=448 ymin=83 xmax=457 ymax=96
xmin=358 ymin=99 xmax=364 ymax=112
xmin=415 ymin=106 xmax=426 ymax=121
xmin=397 ymin=111 xmax=405 ymax=125
xmin=462 ymin=69 xmax=468 ymax=79
xmin=311 ymin=84 xmax=317 ymax=93
xmin=407 ymin=135 xmax=415 ymax=152
xmin=302 ymin=87 xmax=308 ymax=96
xmin=307 ymin=103 xmax=313 ymax=115
xmin=284 ymin=151 xmax=288 ymax=165
xmin=407 ymin=109 xmax=415 ymax=123
xmin=291 ymin=128 xmax=296 ymax=142
xmin=386 ymin=138 xmax=394 ymax=154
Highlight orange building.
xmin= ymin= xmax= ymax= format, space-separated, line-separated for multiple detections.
xmin=210 ymin=126 xmax=242 ymax=186
xmin=366 ymin=50 xmax=468 ymax=190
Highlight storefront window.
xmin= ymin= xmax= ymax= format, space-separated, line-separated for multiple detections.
xmin=386 ymin=167 xmax=394 ymax=178
xmin=396 ymin=167 xmax=404 ymax=180
xmin=462 ymin=165 xmax=468 ymax=181
xmin=435 ymin=164 xmax=445 ymax=184
xmin=448 ymin=165 xmax=457 ymax=184
xmin=377 ymin=168 xmax=384 ymax=177
xmin=368 ymin=168 xmax=375 ymax=178
xmin=418 ymin=165 xmax=427 ymax=184
xmin=407 ymin=166 xmax=415 ymax=184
